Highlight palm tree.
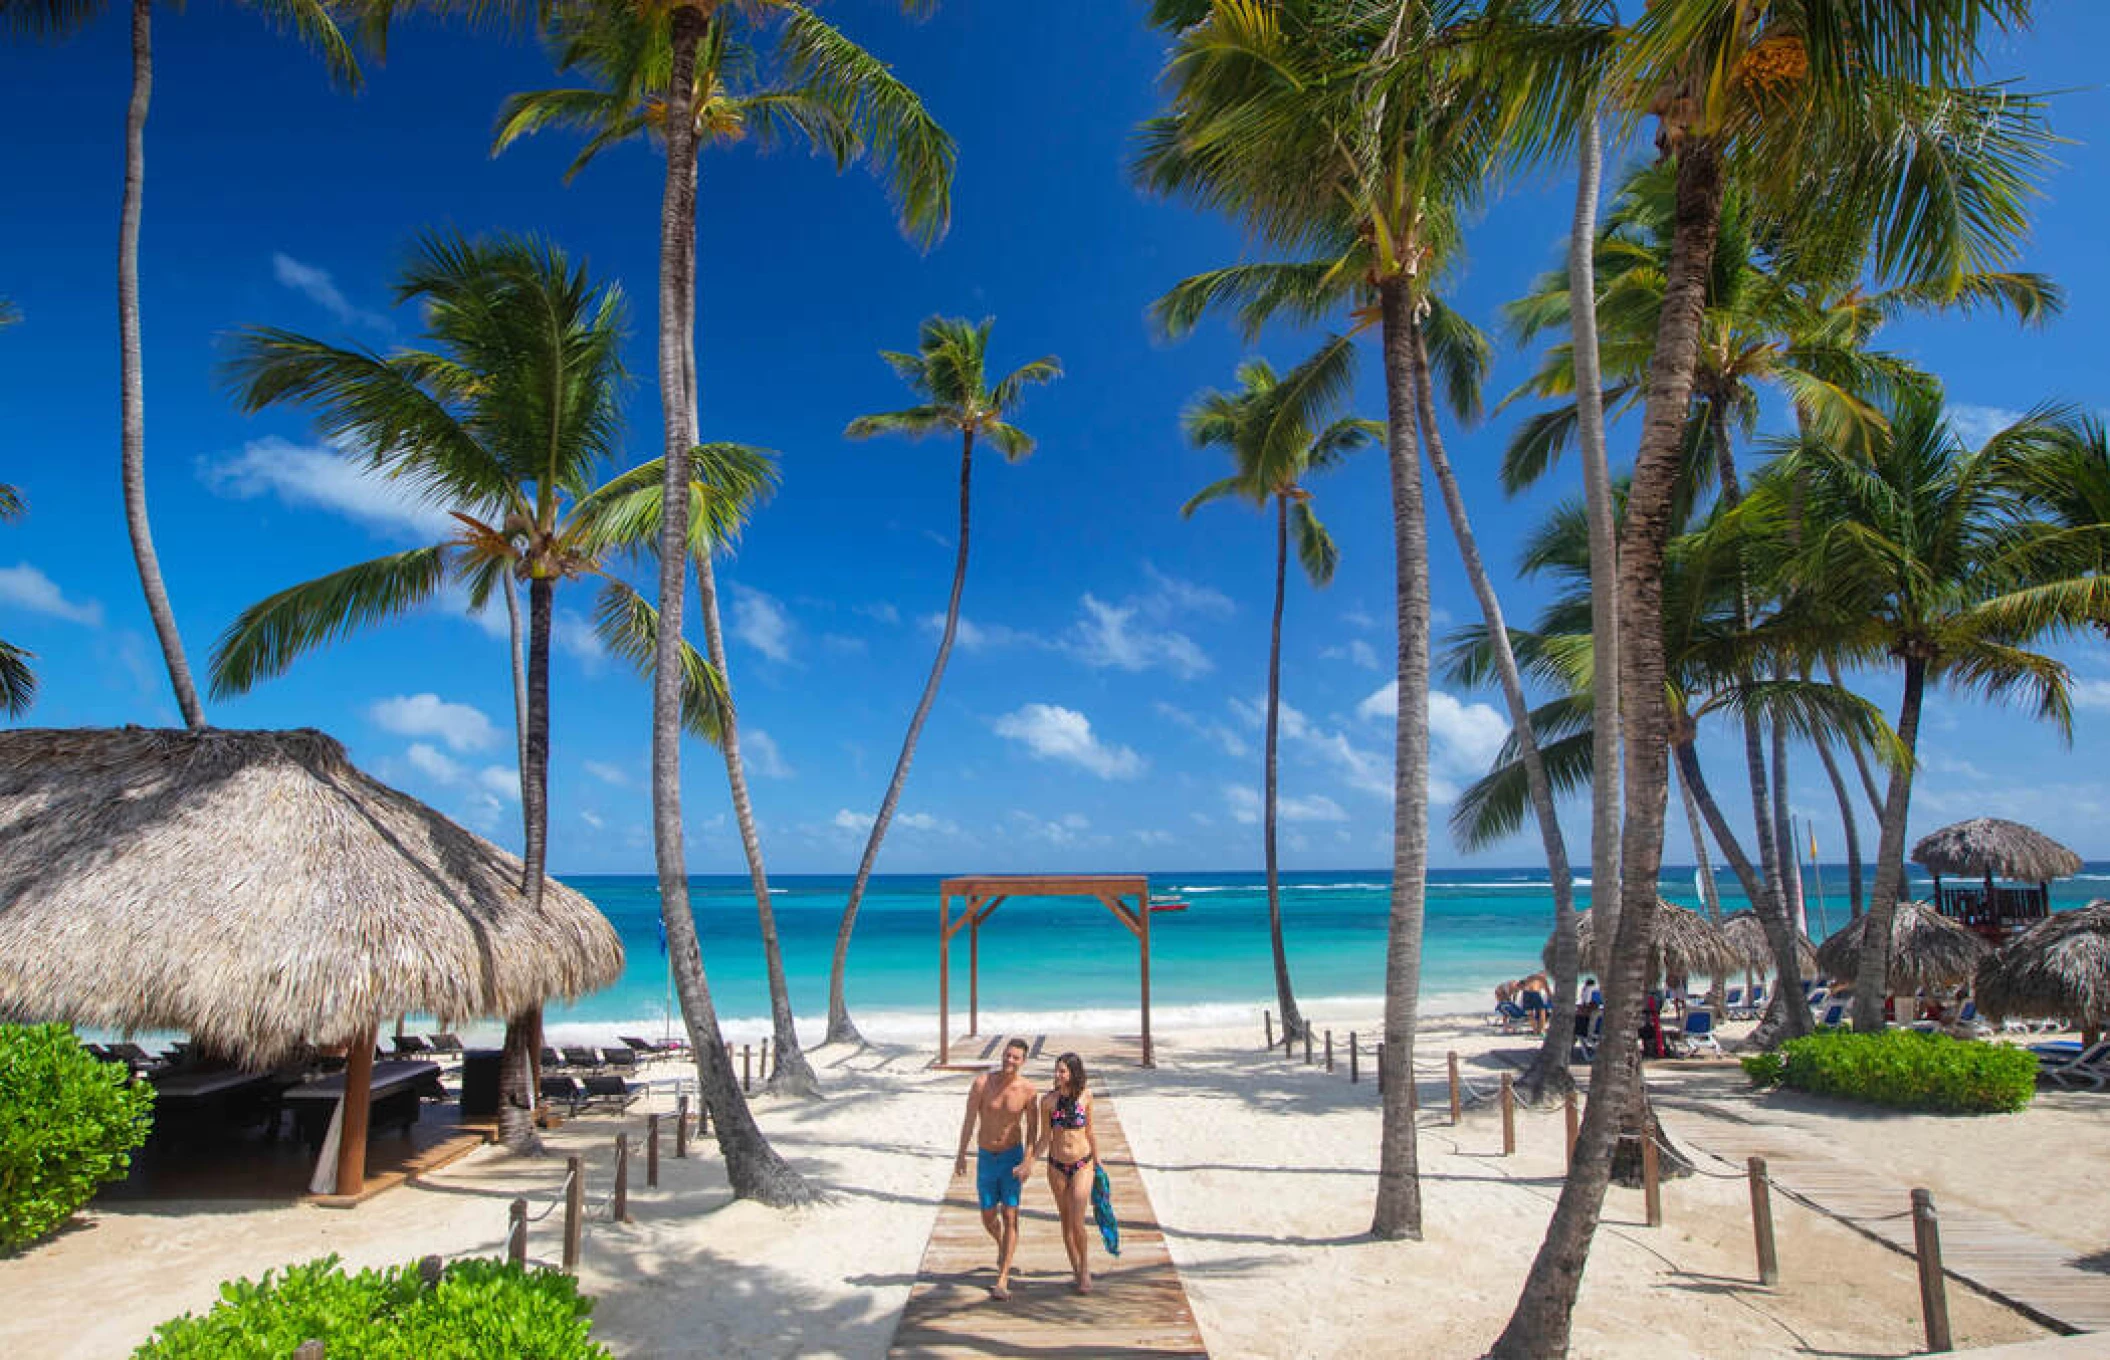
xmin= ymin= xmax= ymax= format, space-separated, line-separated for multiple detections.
xmin=826 ymin=317 xmax=1059 ymax=1045
xmin=5 ymin=0 xmax=361 ymax=731
xmin=215 ymin=232 xmax=735 ymax=1151
xmin=0 ymin=481 xmax=34 ymax=716
xmin=499 ymin=0 xmax=953 ymax=1102
xmin=1489 ymin=7 xmax=2051 ymax=1341
xmin=1182 ymin=349 xmax=1378 ymax=1047
xmin=1749 ymin=391 xmax=2110 ymax=1032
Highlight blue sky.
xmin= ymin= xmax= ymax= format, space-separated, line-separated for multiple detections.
xmin=4 ymin=5 xmax=2110 ymax=876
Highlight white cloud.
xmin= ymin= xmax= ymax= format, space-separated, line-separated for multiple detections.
xmin=1322 ymin=639 xmax=1383 ymax=671
xmin=1139 ymin=562 xmax=1234 ymax=620
xmin=897 ymin=810 xmax=960 ymax=834
xmin=732 ymin=587 xmax=796 ymax=663
xmin=993 ymin=703 xmax=1144 ymax=780
xmin=1224 ymin=784 xmax=1345 ymax=824
xmin=478 ymin=766 xmax=523 ymax=802
xmin=1236 ymin=694 xmax=1392 ymax=798
xmin=1010 ymin=810 xmax=1086 ymax=845
xmin=368 ymin=693 xmax=498 ymax=752
xmin=855 ymin=601 xmax=901 ymax=626
xmin=200 ymin=436 xmax=456 ymax=539
xmin=1948 ymin=403 xmax=2027 ymax=450
xmin=745 ymin=728 xmax=793 ymax=779
xmin=0 ymin=563 xmax=102 ymax=626
xmin=551 ymin=609 xmax=605 ymax=668
xmin=924 ymin=613 xmax=1038 ymax=653
xmin=405 ymin=742 xmax=465 ymax=784
xmin=1353 ymin=681 xmax=1509 ymax=802
xmin=2071 ymin=678 xmax=2110 ymax=712
xmin=584 ymin=759 xmax=633 ymax=788
xmin=1154 ymin=701 xmax=1249 ymax=758
xmin=1357 ymin=682 xmax=1399 ymax=724
xmin=1067 ymin=594 xmax=1211 ymax=678
xmin=580 ymin=810 xmax=605 ymax=830
xmin=272 ymin=252 xmax=389 ymax=331
xmin=833 ymin=808 xmax=875 ymax=835
xmin=1133 ymin=829 xmax=1175 ymax=846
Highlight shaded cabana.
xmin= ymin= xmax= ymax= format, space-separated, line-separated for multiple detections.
xmin=1975 ymin=899 xmax=2110 ymax=1043
xmin=1720 ymin=909 xmax=1819 ymax=979
xmin=1815 ymin=900 xmax=1991 ymax=995
xmin=938 ymin=875 xmax=1184 ymax=1069
xmin=1553 ymin=899 xmax=1741 ymax=985
xmin=0 ymin=727 xmax=622 ymax=1198
xmin=1911 ymin=817 xmax=2081 ymax=939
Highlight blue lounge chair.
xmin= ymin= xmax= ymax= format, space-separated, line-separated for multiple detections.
xmin=1817 ymin=1002 xmax=1846 ymax=1027
xmin=2031 ymin=1039 xmax=2110 ymax=1090
xmin=1491 ymin=999 xmax=1529 ymax=1031
xmin=1675 ymin=1010 xmax=1725 ymax=1058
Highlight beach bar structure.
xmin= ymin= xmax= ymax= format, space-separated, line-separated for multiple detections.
xmin=1912 ymin=817 xmax=2082 ymax=940
xmin=0 ymin=727 xmax=622 ymax=1201
xmin=937 ymin=874 xmax=1183 ymax=1068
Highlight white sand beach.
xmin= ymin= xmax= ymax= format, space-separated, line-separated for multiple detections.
xmin=1 ymin=1013 xmax=2096 ymax=1359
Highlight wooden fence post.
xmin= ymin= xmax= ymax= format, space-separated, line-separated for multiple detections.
xmin=761 ymin=1038 xmax=770 ymax=1081
xmin=647 ymin=1114 xmax=661 ymax=1188
xmin=1641 ymin=1130 xmax=1662 ymax=1227
xmin=293 ymin=1342 xmax=324 ymax=1360
xmin=1499 ymin=1074 xmax=1516 ymax=1155
xmin=1264 ymin=1010 xmax=1273 ymax=1051
xmin=508 ymin=1196 xmax=527 ymax=1266
xmin=1913 ymin=1188 xmax=1953 ymax=1352
xmin=1448 ymin=1052 xmax=1463 ymax=1125
xmin=1325 ymin=1030 xmax=1334 ymax=1072
xmin=1349 ymin=1033 xmax=1359 ymax=1084
xmin=613 ymin=1133 xmax=631 ymax=1224
xmin=563 ymin=1155 xmax=584 ymax=1272
xmin=675 ymin=1095 xmax=690 ymax=1159
xmin=1303 ymin=1027 xmax=1313 ymax=1065
xmin=1748 ymin=1157 xmax=1778 ymax=1286
xmin=1564 ymin=1089 xmax=1579 ymax=1166
xmin=742 ymin=1044 xmax=753 ymax=1093
xmin=1376 ymin=1042 xmax=1386 ymax=1095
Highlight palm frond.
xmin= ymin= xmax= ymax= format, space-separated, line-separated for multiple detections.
xmin=210 ymin=546 xmax=454 ymax=696
xmin=0 ymin=639 xmax=35 ymax=716
xmin=592 ymin=579 xmax=730 ymax=746
xmin=1290 ymin=498 xmax=1337 ymax=586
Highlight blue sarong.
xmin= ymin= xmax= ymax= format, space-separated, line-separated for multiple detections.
xmin=1091 ymin=1163 xmax=1121 ymax=1256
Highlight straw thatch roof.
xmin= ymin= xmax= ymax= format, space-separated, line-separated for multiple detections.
xmin=1719 ymin=909 xmax=1818 ymax=978
xmin=0 ymin=727 xmax=623 ymax=1064
xmin=1911 ymin=818 xmax=2082 ymax=882
xmin=1815 ymin=900 xmax=1990 ymax=994
xmin=1551 ymin=899 xmax=1742 ymax=982
xmin=1975 ymin=901 xmax=2110 ymax=1030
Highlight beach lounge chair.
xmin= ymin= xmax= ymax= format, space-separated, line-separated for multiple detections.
xmin=106 ymin=1041 xmax=165 ymax=1073
xmin=1491 ymin=999 xmax=1529 ymax=1031
xmin=602 ymin=1047 xmax=640 ymax=1075
xmin=427 ymin=1033 xmax=465 ymax=1055
xmin=1573 ymin=1011 xmax=1604 ymax=1062
xmin=541 ymin=1045 xmax=566 ymax=1071
xmin=1674 ymin=1010 xmax=1725 ymax=1058
xmin=1817 ymin=1003 xmax=1846 ymax=1027
xmin=617 ymin=1034 xmax=685 ymax=1062
xmin=540 ymin=1075 xmax=587 ymax=1116
xmin=562 ymin=1045 xmax=605 ymax=1071
xmin=2031 ymin=1039 xmax=2110 ymax=1090
xmin=583 ymin=1074 xmax=642 ymax=1112
xmin=391 ymin=1034 xmax=434 ymax=1056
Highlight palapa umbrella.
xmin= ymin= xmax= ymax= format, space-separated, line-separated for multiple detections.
xmin=1911 ymin=818 xmax=2083 ymax=883
xmin=1815 ymin=900 xmax=1990 ymax=995
xmin=0 ymin=727 xmax=624 ymax=1196
xmin=1552 ymin=899 xmax=1741 ymax=983
xmin=1719 ymin=910 xmax=1818 ymax=978
xmin=1975 ymin=900 xmax=2110 ymax=1038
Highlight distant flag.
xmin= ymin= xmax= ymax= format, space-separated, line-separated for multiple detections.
xmin=1809 ymin=825 xmax=1819 ymax=862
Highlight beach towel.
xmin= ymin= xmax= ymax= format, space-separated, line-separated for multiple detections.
xmin=1091 ymin=1164 xmax=1121 ymax=1256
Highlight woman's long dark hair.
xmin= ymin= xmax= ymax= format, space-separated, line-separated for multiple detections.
xmin=1054 ymin=1051 xmax=1088 ymax=1122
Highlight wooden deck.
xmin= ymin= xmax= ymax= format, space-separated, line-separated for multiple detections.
xmin=890 ymin=1041 xmax=1207 ymax=1358
xmin=1676 ymin=1116 xmax=2110 ymax=1334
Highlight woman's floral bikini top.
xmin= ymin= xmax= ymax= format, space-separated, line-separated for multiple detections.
xmin=1050 ymin=1096 xmax=1088 ymax=1130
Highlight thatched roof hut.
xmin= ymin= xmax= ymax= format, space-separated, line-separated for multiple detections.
xmin=1720 ymin=910 xmax=1818 ymax=978
xmin=0 ymin=727 xmax=623 ymax=1064
xmin=1911 ymin=818 xmax=2082 ymax=881
xmin=1553 ymin=899 xmax=1742 ymax=982
xmin=1815 ymin=900 xmax=1990 ymax=994
xmin=1975 ymin=900 xmax=2110 ymax=1033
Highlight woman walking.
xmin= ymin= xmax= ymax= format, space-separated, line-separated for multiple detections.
xmin=1034 ymin=1052 xmax=1100 ymax=1294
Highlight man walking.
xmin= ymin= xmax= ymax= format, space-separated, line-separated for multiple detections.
xmin=954 ymin=1036 xmax=1038 ymax=1300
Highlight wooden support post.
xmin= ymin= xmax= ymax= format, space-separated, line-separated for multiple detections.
xmin=333 ymin=1023 xmax=378 ymax=1199
xmin=1325 ymin=1030 xmax=1334 ymax=1072
xmin=761 ymin=1038 xmax=770 ymax=1080
xmin=1500 ymin=1073 xmax=1516 ymax=1155
xmin=562 ymin=1155 xmax=584 ymax=1272
xmin=969 ymin=917 xmax=980 ymax=1038
xmin=1376 ymin=1041 xmax=1386 ymax=1095
xmin=613 ymin=1133 xmax=631 ymax=1224
xmin=1349 ymin=1033 xmax=1359 ymax=1084
xmin=508 ymin=1196 xmax=527 ymax=1266
xmin=1264 ymin=1010 xmax=1273 ymax=1051
xmin=1284 ymin=1025 xmax=1295 ymax=1059
xmin=1564 ymin=1090 xmax=1580 ymax=1166
xmin=647 ymin=1115 xmax=660 ymax=1189
xmin=1448 ymin=1052 xmax=1463 ymax=1126
xmin=742 ymin=1044 xmax=752 ymax=1093
xmin=938 ymin=891 xmax=951 ymax=1066
xmin=1303 ymin=1027 xmax=1313 ymax=1065
xmin=1913 ymin=1188 xmax=1953 ymax=1352
xmin=1140 ymin=892 xmax=1155 ymax=1069
xmin=675 ymin=1096 xmax=689 ymax=1159
xmin=293 ymin=1342 xmax=325 ymax=1360
xmin=1748 ymin=1157 xmax=1778 ymax=1286
xmin=1641 ymin=1129 xmax=1662 ymax=1227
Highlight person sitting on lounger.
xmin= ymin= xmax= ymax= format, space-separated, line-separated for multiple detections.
xmin=1033 ymin=1052 xmax=1100 ymax=1296
xmin=954 ymin=1037 xmax=1038 ymax=1301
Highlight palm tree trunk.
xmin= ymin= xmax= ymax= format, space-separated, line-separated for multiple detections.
xmin=827 ymin=429 xmax=978 ymax=1046
xmin=651 ymin=2 xmax=810 ymax=1205
xmin=1370 ymin=276 xmax=1430 ymax=1241
xmin=118 ymin=0 xmax=204 ymax=731
xmin=1854 ymin=654 xmax=1927 ymax=1033
xmin=504 ymin=577 xmax=528 ymax=774
xmin=1673 ymin=737 xmax=1765 ymax=914
xmin=1770 ymin=714 xmax=1804 ymax=931
xmin=495 ymin=576 xmax=557 ymax=1154
xmin=1570 ymin=107 xmax=1621 ymax=944
xmin=1490 ymin=137 xmax=1725 ymax=1360
xmin=1813 ymin=732 xmax=1864 ymax=917
xmin=1264 ymin=493 xmax=1307 ymax=1044
xmin=1413 ymin=326 xmax=1575 ymax=1099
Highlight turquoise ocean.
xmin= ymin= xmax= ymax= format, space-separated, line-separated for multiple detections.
xmin=542 ymin=864 xmax=2110 ymax=1042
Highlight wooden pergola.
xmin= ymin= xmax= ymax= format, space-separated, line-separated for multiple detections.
xmin=938 ymin=875 xmax=1183 ymax=1069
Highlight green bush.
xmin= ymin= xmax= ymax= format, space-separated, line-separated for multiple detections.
xmin=136 ymin=1255 xmax=609 ymax=1359
xmin=1753 ymin=1028 xmax=2036 ymax=1113
xmin=0 ymin=1023 xmax=156 ymax=1251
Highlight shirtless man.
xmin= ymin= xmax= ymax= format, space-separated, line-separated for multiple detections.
xmin=954 ymin=1037 xmax=1038 ymax=1300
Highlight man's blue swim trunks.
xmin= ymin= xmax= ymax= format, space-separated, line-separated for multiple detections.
xmin=976 ymin=1144 xmax=1024 ymax=1211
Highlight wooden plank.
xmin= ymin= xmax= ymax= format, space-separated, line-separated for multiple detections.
xmin=890 ymin=1043 xmax=1207 ymax=1358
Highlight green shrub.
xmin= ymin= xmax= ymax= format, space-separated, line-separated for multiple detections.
xmin=135 ymin=1255 xmax=609 ymax=1359
xmin=0 ymin=1023 xmax=156 ymax=1251
xmin=1762 ymin=1028 xmax=2037 ymax=1113
xmin=1740 ymin=1051 xmax=1786 ymax=1087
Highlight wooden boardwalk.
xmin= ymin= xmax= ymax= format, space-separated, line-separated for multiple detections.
xmin=1675 ymin=1113 xmax=2110 ymax=1334
xmin=890 ymin=1042 xmax=1207 ymax=1358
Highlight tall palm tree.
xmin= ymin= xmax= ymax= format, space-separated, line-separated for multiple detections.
xmin=826 ymin=316 xmax=1059 ymax=1045
xmin=1749 ymin=391 xmax=2110 ymax=1031
xmin=1182 ymin=349 xmax=1378 ymax=1047
xmin=1491 ymin=7 xmax=2050 ymax=1346
xmin=5 ymin=0 xmax=361 ymax=731
xmin=0 ymin=481 xmax=34 ymax=716
xmin=215 ymin=232 xmax=736 ymax=1151
xmin=499 ymin=0 xmax=953 ymax=1102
